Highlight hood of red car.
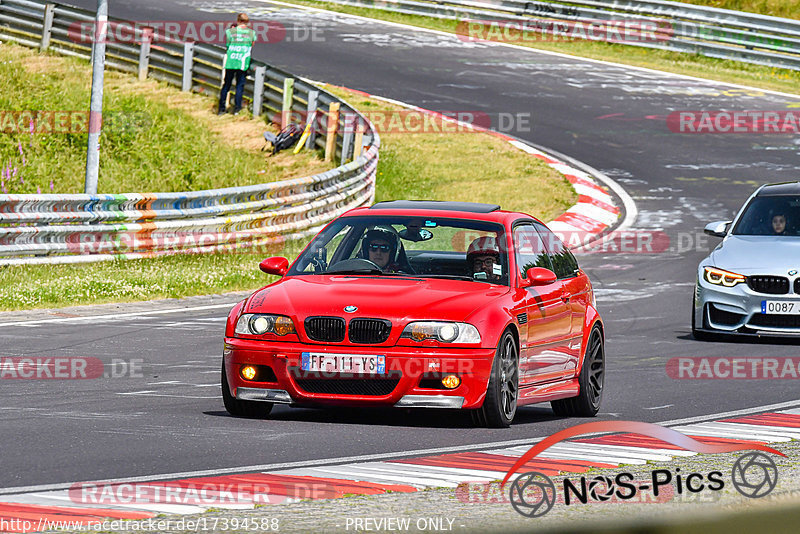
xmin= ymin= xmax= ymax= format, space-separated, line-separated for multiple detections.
xmin=244 ymin=274 xmax=509 ymax=322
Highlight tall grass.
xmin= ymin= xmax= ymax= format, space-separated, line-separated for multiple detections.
xmin=680 ymin=0 xmax=800 ymax=19
xmin=0 ymin=44 xmax=331 ymax=195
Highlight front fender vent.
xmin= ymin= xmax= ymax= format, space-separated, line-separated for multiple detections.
xmin=517 ymin=313 xmax=528 ymax=325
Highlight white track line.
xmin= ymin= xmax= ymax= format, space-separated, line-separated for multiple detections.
xmin=0 ymin=303 xmax=233 ymax=327
xmin=353 ymin=462 xmax=505 ymax=481
xmin=283 ymin=466 xmax=458 ymax=487
xmin=657 ymin=399 xmax=800 ymax=426
xmin=686 ymin=422 xmax=800 ymax=440
xmin=542 ymin=443 xmax=674 ymax=462
xmin=670 ymin=425 xmax=792 ymax=442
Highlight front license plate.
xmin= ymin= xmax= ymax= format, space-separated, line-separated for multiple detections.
xmin=761 ymin=300 xmax=800 ymax=315
xmin=301 ymin=352 xmax=386 ymax=374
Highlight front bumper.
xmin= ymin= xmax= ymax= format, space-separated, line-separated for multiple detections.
xmin=695 ymin=278 xmax=800 ymax=335
xmin=223 ymin=338 xmax=495 ymax=409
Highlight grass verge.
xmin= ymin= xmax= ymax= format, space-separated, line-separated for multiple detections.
xmin=679 ymin=0 xmax=800 ymax=19
xmin=0 ymin=42 xmax=331 ymax=195
xmin=282 ymin=0 xmax=800 ymax=97
xmin=0 ymin=86 xmax=576 ymax=310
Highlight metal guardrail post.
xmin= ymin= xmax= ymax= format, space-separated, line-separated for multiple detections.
xmin=282 ymin=78 xmax=295 ymax=127
xmin=220 ymin=57 xmax=229 ymax=107
xmin=341 ymin=130 xmax=353 ymax=165
xmin=325 ymin=102 xmax=340 ymax=162
xmin=306 ymin=90 xmax=319 ymax=149
xmin=138 ymin=28 xmax=152 ymax=82
xmin=182 ymin=42 xmax=194 ymax=91
xmin=340 ymin=111 xmax=355 ymax=165
xmin=252 ymin=65 xmax=266 ymax=118
xmin=84 ymin=0 xmax=108 ymax=196
xmin=354 ymin=120 xmax=365 ymax=159
xmin=41 ymin=4 xmax=55 ymax=51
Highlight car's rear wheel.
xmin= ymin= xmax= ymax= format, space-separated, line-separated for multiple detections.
xmin=221 ymin=362 xmax=273 ymax=418
xmin=551 ymin=326 xmax=604 ymax=417
xmin=473 ymin=330 xmax=518 ymax=428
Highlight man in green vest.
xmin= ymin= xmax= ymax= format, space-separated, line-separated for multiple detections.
xmin=218 ymin=13 xmax=256 ymax=115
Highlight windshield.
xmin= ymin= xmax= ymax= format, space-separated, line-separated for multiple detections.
xmin=287 ymin=215 xmax=509 ymax=285
xmin=732 ymin=195 xmax=800 ymax=236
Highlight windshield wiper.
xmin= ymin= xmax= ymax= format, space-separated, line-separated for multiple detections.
xmin=327 ymin=268 xmax=383 ymax=275
xmin=418 ymin=274 xmax=474 ymax=281
xmin=327 ymin=269 xmax=413 ymax=276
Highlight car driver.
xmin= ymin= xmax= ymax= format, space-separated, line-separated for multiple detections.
xmin=467 ymin=236 xmax=501 ymax=281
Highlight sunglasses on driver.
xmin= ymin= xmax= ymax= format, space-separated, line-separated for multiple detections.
xmin=368 ymin=243 xmax=391 ymax=252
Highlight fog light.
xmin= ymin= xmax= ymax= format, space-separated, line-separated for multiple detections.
xmin=240 ymin=365 xmax=257 ymax=381
xmin=441 ymin=375 xmax=461 ymax=389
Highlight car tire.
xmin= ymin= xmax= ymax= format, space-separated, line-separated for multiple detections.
xmin=551 ymin=326 xmax=604 ymax=417
xmin=474 ymin=330 xmax=518 ymax=428
xmin=691 ymin=294 xmax=717 ymax=342
xmin=221 ymin=362 xmax=273 ymax=418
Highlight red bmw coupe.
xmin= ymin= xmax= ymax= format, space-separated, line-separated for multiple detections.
xmin=222 ymin=201 xmax=605 ymax=427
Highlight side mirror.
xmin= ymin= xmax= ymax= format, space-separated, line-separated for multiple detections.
xmin=259 ymin=256 xmax=289 ymax=276
xmin=703 ymin=221 xmax=731 ymax=238
xmin=520 ymin=267 xmax=557 ymax=288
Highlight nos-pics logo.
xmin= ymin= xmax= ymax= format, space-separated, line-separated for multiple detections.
xmin=502 ymin=421 xmax=782 ymax=518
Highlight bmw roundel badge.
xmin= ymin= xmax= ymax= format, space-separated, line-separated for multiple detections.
xmin=344 ymin=305 xmax=358 ymax=313
xmin=790 ymin=270 xmax=798 ymax=276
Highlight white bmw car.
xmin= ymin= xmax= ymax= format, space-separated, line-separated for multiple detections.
xmin=693 ymin=182 xmax=800 ymax=339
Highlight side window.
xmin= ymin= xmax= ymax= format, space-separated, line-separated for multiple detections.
xmin=534 ymin=222 xmax=579 ymax=279
xmin=513 ymin=224 xmax=552 ymax=279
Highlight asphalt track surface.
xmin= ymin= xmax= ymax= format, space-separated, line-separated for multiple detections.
xmin=4 ymin=0 xmax=800 ymax=489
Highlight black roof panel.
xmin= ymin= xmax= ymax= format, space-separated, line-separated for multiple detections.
xmin=757 ymin=182 xmax=800 ymax=196
xmin=370 ymin=200 xmax=501 ymax=213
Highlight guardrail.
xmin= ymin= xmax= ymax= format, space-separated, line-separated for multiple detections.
xmin=0 ymin=0 xmax=380 ymax=265
xmin=324 ymin=0 xmax=800 ymax=71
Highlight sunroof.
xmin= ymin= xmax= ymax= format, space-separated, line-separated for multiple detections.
xmin=370 ymin=200 xmax=501 ymax=213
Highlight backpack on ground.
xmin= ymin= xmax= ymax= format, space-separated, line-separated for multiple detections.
xmin=263 ymin=124 xmax=303 ymax=155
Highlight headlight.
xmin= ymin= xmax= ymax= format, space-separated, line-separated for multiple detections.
xmin=400 ymin=322 xmax=481 ymax=344
xmin=703 ymin=267 xmax=746 ymax=287
xmin=235 ymin=314 xmax=296 ymax=336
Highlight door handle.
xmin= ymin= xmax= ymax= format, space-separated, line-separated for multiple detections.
xmin=561 ymin=294 xmax=570 ymax=303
